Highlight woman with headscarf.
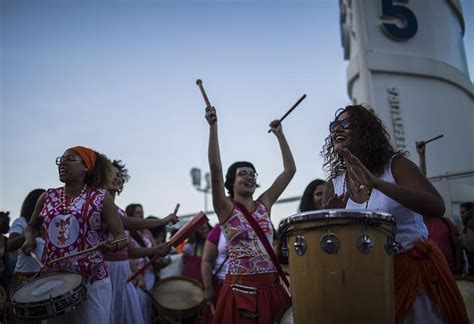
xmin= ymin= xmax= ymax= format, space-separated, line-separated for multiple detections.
xmin=22 ymin=146 xmax=127 ymax=324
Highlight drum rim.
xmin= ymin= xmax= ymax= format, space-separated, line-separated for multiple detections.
xmin=280 ymin=209 xmax=394 ymax=229
xmin=11 ymin=271 xmax=85 ymax=303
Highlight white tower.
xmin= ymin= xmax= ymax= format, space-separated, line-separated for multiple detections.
xmin=339 ymin=0 xmax=474 ymax=223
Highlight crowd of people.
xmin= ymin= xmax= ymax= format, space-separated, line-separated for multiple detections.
xmin=0 ymin=104 xmax=472 ymax=324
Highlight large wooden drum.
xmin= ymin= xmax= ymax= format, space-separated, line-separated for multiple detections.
xmin=280 ymin=209 xmax=396 ymax=324
xmin=153 ymin=276 xmax=203 ymax=320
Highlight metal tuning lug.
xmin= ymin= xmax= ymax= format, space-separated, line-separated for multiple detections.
xmin=356 ymin=233 xmax=374 ymax=254
xmin=294 ymin=235 xmax=307 ymax=256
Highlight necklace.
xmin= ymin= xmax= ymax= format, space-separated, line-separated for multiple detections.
xmin=61 ymin=185 xmax=87 ymax=213
xmin=344 ymin=174 xmax=372 ymax=209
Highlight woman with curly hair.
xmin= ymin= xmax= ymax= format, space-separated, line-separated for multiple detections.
xmin=22 ymin=146 xmax=127 ymax=324
xmin=321 ymin=105 xmax=468 ymax=324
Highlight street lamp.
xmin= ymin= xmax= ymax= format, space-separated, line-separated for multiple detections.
xmin=190 ymin=167 xmax=211 ymax=212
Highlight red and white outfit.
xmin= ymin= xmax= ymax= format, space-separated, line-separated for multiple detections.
xmin=213 ymin=201 xmax=290 ymax=324
xmin=200 ymin=224 xmax=229 ymax=324
xmin=39 ymin=187 xmax=111 ymax=324
xmin=129 ymin=235 xmax=153 ymax=324
xmin=103 ymin=207 xmax=145 ymax=324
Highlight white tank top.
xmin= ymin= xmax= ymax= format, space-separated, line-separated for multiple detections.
xmin=332 ymin=157 xmax=428 ymax=251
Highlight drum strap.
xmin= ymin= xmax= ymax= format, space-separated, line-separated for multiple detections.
xmin=234 ymin=202 xmax=291 ymax=293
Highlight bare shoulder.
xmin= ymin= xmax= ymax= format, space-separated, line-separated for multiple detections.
xmin=391 ymin=154 xmax=420 ymax=179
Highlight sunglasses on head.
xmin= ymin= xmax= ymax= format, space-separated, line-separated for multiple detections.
xmin=329 ymin=118 xmax=351 ymax=133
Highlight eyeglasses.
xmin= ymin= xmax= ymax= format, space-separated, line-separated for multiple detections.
xmin=56 ymin=155 xmax=81 ymax=165
xmin=237 ymin=170 xmax=258 ymax=179
xmin=329 ymin=118 xmax=352 ymax=133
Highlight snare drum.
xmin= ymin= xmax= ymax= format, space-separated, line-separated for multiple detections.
xmin=280 ymin=209 xmax=396 ymax=324
xmin=153 ymin=276 xmax=203 ymax=320
xmin=10 ymin=272 xmax=86 ymax=319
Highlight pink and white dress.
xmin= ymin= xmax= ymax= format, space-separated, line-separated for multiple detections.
xmin=39 ymin=187 xmax=112 ymax=324
xmin=222 ymin=201 xmax=276 ymax=275
xmin=39 ymin=187 xmax=108 ymax=281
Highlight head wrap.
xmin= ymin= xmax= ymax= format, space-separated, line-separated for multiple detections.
xmin=70 ymin=146 xmax=97 ymax=177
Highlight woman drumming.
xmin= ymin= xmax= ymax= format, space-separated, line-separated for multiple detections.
xmin=105 ymin=160 xmax=173 ymax=324
xmin=22 ymin=146 xmax=127 ymax=324
xmin=205 ymin=105 xmax=296 ymax=324
xmin=321 ymin=105 xmax=468 ymax=324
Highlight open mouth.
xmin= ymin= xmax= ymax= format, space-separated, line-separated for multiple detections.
xmin=59 ymin=166 xmax=68 ymax=176
xmin=243 ymin=181 xmax=255 ymax=188
xmin=334 ymin=134 xmax=347 ymax=143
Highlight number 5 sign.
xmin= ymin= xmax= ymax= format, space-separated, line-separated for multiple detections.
xmin=380 ymin=0 xmax=418 ymax=40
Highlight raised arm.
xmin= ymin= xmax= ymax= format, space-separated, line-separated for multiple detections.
xmin=22 ymin=193 xmax=46 ymax=255
xmin=206 ymin=106 xmax=233 ymax=223
xmin=259 ymin=120 xmax=296 ymax=210
xmin=340 ymin=148 xmax=445 ymax=217
xmin=122 ymin=213 xmax=178 ymax=231
xmin=416 ymin=141 xmax=426 ymax=176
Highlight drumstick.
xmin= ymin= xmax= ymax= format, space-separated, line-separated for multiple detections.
xmin=30 ymin=252 xmax=44 ymax=269
xmin=423 ymin=134 xmax=444 ymax=145
xmin=173 ymin=203 xmax=180 ymax=215
xmin=48 ymin=237 xmax=128 ymax=265
xmin=267 ymin=94 xmax=307 ymax=133
xmin=196 ymin=79 xmax=211 ymax=107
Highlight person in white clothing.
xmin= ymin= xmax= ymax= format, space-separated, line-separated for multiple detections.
xmin=321 ymin=105 xmax=468 ymax=324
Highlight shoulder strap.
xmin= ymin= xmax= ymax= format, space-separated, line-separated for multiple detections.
xmin=234 ymin=201 xmax=291 ymax=290
xmin=212 ymin=254 xmax=229 ymax=279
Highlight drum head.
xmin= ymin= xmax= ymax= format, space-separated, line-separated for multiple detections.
xmin=12 ymin=273 xmax=83 ymax=303
xmin=154 ymin=276 xmax=203 ymax=311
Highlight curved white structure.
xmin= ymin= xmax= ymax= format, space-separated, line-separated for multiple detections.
xmin=339 ymin=0 xmax=473 ymax=222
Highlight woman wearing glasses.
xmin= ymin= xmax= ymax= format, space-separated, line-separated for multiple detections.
xmin=321 ymin=105 xmax=468 ymax=324
xmin=22 ymin=146 xmax=127 ymax=324
xmin=205 ymin=105 xmax=296 ymax=324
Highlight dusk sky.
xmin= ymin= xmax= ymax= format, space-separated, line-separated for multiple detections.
xmin=2 ymin=0 xmax=473 ymax=227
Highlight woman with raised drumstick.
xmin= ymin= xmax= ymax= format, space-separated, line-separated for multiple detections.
xmin=321 ymin=105 xmax=468 ymax=324
xmin=22 ymin=146 xmax=127 ymax=324
xmin=204 ymin=103 xmax=296 ymax=324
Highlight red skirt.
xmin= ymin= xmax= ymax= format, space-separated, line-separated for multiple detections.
xmin=212 ymin=273 xmax=290 ymax=324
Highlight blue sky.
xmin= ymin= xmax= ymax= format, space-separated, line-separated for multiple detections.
xmin=1 ymin=0 xmax=473 ymax=227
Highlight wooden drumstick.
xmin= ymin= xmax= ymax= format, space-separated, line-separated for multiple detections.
xmin=196 ymin=79 xmax=211 ymax=107
xmin=173 ymin=203 xmax=180 ymax=215
xmin=48 ymin=237 xmax=128 ymax=265
xmin=30 ymin=252 xmax=44 ymax=269
xmin=267 ymin=94 xmax=307 ymax=133
xmin=423 ymin=134 xmax=444 ymax=145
